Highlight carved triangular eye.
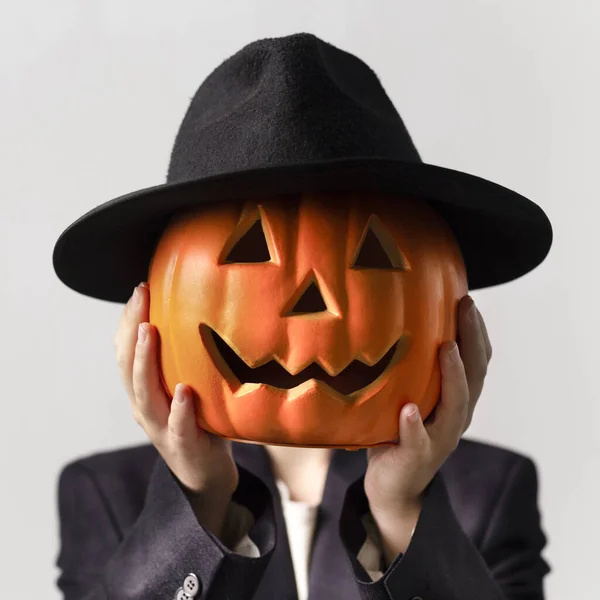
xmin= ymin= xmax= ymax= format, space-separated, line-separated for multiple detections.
xmin=222 ymin=216 xmax=271 ymax=263
xmin=351 ymin=216 xmax=408 ymax=270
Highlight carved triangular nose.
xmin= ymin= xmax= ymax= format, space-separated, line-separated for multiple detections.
xmin=288 ymin=280 xmax=327 ymax=315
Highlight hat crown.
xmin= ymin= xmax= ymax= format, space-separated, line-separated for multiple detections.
xmin=52 ymin=32 xmax=553 ymax=303
xmin=167 ymin=33 xmax=421 ymax=183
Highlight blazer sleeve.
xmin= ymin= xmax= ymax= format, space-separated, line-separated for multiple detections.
xmin=55 ymin=455 xmax=276 ymax=600
xmin=339 ymin=456 xmax=550 ymax=600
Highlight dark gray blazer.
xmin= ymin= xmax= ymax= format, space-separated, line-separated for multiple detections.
xmin=55 ymin=438 xmax=550 ymax=600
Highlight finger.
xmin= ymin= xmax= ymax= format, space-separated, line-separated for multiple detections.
xmin=457 ymin=296 xmax=487 ymax=409
xmin=477 ymin=309 xmax=493 ymax=362
xmin=426 ymin=341 xmax=469 ymax=451
xmin=132 ymin=322 xmax=170 ymax=433
xmin=167 ymin=384 xmax=201 ymax=444
xmin=399 ymin=403 xmax=429 ymax=454
xmin=114 ymin=282 xmax=149 ymax=401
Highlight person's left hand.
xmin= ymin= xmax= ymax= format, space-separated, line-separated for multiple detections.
xmin=364 ymin=295 xmax=492 ymax=565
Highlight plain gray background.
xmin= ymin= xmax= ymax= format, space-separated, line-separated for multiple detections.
xmin=1 ymin=1 xmax=597 ymax=597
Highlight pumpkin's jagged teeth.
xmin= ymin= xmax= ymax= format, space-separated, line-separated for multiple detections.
xmin=354 ymin=352 xmax=387 ymax=367
xmin=232 ymin=382 xmax=264 ymax=397
xmin=270 ymin=356 xmax=312 ymax=377
xmin=270 ymin=355 xmax=340 ymax=377
xmin=204 ymin=325 xmax=405 ymax=395
xmin=355 ymin=336 xmax=409 ymax=367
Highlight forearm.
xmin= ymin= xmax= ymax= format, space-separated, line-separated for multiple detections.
xmin=184 ymin=488 xmax=233 ymax=540
xmin=57 ymin=457 xmax=276 ymax=600
xmin=369 ymin=500 xmax=420 ymax=568
xmin=340 ymin=471 xmax=546 ymax=600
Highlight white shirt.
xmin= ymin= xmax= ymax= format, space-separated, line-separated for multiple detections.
xmin=222 ymin=478 xmax=385 ymax=600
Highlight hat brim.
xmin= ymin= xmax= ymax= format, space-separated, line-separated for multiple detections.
xmin=52 ymin=157 xmax=552 ymax=303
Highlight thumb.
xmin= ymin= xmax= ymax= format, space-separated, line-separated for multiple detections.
xmin=398 ymin=403 xmax=429 ymax=455
xmin=167 ymin=384 xmax=201 ymax=444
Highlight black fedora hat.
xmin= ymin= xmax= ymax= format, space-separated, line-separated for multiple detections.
xmin=53 ymin=32 xmax=552 ymax=303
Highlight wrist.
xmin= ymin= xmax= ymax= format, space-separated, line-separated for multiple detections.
xmin=369 ymin=498 xmax=422 ymax=566
xmin=367 ymin=490 xmax=423 ymax=520
xmin=184 ymin=485 xmax=236 ymax=539
xmin=188 ymin=494 xmax=232 ymax=539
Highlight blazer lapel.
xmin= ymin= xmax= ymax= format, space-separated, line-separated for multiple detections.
xmin=233 ymin=442 xmax=299 ymax=600
xmin=232 ymin=443 xmax=368 ymax=600
xmin=308 ymin=448 xmax=368 ymax=600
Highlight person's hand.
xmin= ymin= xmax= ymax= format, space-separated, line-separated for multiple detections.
xmin=364 ymin=295 xmax=492 ymax=565
xmin=113 ymin=282 xmax=239 ymax=536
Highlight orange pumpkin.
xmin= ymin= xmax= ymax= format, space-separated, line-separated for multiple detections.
xmin=148 ymin=193 xmax=467 ymax=448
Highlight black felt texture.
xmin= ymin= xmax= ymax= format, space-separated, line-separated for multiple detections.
xmin=52 ymin=32 xmax=552 ymax=302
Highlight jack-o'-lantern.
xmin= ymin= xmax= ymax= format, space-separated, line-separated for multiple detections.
xmin=148 ymin=193 xmax=467 ymax=448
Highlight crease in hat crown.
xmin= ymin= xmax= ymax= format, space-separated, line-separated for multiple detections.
xmin=167 ymin=32 xmax=421 ymax=185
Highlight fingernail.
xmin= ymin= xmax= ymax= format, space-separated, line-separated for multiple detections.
xmin=466 ymin=296 xmax=476 ymax=321
xmin=447 ymin=341 xmax=459 ymax=362
xmin=174 ymin=383 xmax=187 ymax=403
xmin=406 ymin=403 xmax=420 ymax=422
xmin=132 ymin=283 xmax=148 ymax=306
xmin=137 ymin=323 xmax=147 ymax=343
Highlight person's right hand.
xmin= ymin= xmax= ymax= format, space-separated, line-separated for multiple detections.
xmin=114 ymin=281 xmax=239 ymax=534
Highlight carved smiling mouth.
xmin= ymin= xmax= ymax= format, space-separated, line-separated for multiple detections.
xmin=201 ymin=325 xmax=405 ymax=395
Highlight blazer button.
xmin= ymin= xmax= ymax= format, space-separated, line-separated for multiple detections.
xmin=175 ymin=587 xmax=192 ymax=600
xmin=183 ymin=573 xmax=201 ymax=597
xmin=411 ymin=597 xmax=424 ymax=600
